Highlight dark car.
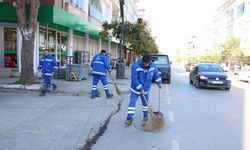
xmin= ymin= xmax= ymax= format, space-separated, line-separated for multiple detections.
xmin=149 ymin=54 xmax=171 ymax=84
xmin=189 ymin=63 xmax=231 ymax=90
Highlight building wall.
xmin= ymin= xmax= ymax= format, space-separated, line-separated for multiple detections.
xmin=3 ymin=0 xmax=63 ymax=8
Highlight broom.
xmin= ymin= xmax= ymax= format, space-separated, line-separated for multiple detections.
xmin=108 ymin=72 xmax=122 ymax=95
xmin=142 ymin=88 xmax=165 ymax=132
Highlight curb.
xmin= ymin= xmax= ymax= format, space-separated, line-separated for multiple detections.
xmin=0 ymin=84 xmax=41 ymax=91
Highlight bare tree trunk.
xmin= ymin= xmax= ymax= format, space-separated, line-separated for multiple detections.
xmin=15 ymin=0 xmax=40 ymax=84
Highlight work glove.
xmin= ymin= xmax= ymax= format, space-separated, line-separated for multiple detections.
xmin=140 ymin=90 xmax=144 ymax=95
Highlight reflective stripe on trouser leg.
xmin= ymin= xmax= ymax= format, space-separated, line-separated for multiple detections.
xmin=127 ymin=92 xmax=139 ymax=119
xmin=140 ymin=93 xmax=149 ymax=117
xmin=100 ymin=76 xmax=110 ymax=96
xmin=42 ymin=75 xmax=52 ymax=94
xmin=91 ymin=75 xmax=99 ymax=97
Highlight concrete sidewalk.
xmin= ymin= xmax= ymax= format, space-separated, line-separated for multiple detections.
xmin=0 ymin=68 xmax=131 ymax=96
xmin=0 ymin=68 xmax=132 ymax=150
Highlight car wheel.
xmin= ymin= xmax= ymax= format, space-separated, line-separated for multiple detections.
xmin=195 ymin=80 xmax=200 ymax=88
xmin=167 ymin=79 xmax=171 ymax=84
xmin=189 ymin=78 xmax=193 ymax=84
xmin=225 ymin=87 xmax=231 ymax=90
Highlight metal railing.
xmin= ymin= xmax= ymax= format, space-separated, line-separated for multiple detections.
xmin=89 ymin=5 xmax=111 ymax=22
xmin=89 ymin=5 xmax=103 ymax=22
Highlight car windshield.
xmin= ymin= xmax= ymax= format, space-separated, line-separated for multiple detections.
xmin=150 ymin=56 xmax=169 ymax=64
xmin=199 ymin=64 xmax=224 ymax=72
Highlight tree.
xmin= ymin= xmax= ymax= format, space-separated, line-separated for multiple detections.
xmin=219 ymin=36 xmax=245 ymax=68
xmin=220 ymin=36 xmax=244 ymax=58
xmin=14 ymin=0 xmax=40 ymax=84
xmin=100 ymin=19 xmax=159 ymax=59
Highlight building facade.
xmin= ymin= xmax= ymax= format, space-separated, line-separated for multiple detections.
xmin=205 ymin=0 xmax=250 ymax=55
xmin=0 ymin=0 xmax=140 ymax=74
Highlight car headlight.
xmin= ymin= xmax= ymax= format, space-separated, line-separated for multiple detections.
xmin=199 ymin=75 xmax=208 ymax=80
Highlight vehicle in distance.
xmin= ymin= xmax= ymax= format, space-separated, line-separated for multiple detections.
xmin=149 ymin=54 xmax=171 ymax=84
xmin=189 ymin=63 xmax=231 ymax=90
xmin=238 ymin=65 xmax=250 ymax=83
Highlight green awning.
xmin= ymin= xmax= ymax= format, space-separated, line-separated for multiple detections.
xmin=0 ymin=3 xmax=102 ymax=36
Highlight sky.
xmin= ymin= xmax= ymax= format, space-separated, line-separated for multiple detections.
xmin=138 ymin=0 xmax=225 ymax=57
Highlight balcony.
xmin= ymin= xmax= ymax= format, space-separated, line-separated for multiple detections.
xmin=64 ymin=0 xmax=87 ymax=20
xmin=89 ymin=5 xmax=111 ymax=24
xmin=89 ymin=5 xmax=103 ymax=22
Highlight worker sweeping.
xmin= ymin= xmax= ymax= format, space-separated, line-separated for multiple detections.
xmin=91 ymin=50 xmax=113 ymax=99
xmin=38 ymin=49 xmax=58 ymax=96
xmin=125 ymin=54 xmax=162 ymax=126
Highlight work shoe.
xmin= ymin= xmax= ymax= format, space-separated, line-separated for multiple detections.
xmin=142 ymin=116 xmax=149 ymax=126
xmin=39 ymin=93 xmax=45 ymax=97
xmin=125 ymin=119 xmax=133 ymax=126
xmin=106 ymin=93 xmax=114 ymax=99
xmin=52 ymin=84 xmax=57 ymax=92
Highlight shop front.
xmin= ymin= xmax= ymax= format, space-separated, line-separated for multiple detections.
xmin=38 ymin=25 xmax=68 ymax=67
xmin=0 ymin=25 xmax=22 ymax=72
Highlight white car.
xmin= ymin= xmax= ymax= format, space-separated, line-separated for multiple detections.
xmin=238 ymin=66 xmax=250 ymax=83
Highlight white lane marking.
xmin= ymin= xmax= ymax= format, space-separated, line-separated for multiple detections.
xmin=168 ymin=110 xmax=175 ymax=123
xmin=171 ymin=140 xmax=180 ymax=150
xmin=167 ymin=97 xmax=171 ymax=105
xmin=164 ymin=84 xmax=170 ymax=96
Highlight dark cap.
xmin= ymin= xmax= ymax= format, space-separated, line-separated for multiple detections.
xmin=142 ymin=54 xmax=151 ymax=63
xmin=101 ymin=49 xmax=106 ymax=53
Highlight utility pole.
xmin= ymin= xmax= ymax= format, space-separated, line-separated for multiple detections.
xmin=116 ymin=0 xmax=125 ymax=79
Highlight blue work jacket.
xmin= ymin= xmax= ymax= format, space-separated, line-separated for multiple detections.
xmin=91 ymin=53 xmax=111 ymax=76
xmin=131 ymin=59 xmax=162 ymax=94
xmin=38 ymin=54 xmax=58 ymax=76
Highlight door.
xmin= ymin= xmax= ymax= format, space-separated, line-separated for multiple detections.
xmin=0 ymin=26 xmax=3 ymax=68
xmin=3 ymin=27 xmax=17 ymax=68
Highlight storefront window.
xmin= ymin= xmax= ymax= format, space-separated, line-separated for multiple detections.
xmin=4 ymin=27 xmax=17 ymax=68
xmin=58 ymin=34 xmax=67 ymax=66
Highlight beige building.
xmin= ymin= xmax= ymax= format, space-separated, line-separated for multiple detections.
xmin=0 ymin=0 xmax=140 ymax=74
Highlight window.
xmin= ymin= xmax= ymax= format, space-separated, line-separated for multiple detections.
xmin=237 ymin=3 xmax=244 ymax=18
xmin=4 ymin=28 xmax=17 ymax=50
xmin=150 ymin=56 xmax=169 ymax=64
xmin=226 ymin=9 xmax=234 ymax=23
xmin=70 ymin=0 xmax=84 ymax=9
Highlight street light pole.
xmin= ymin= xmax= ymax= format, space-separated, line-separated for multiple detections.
xmin=116 ymin=0 xmax=125 ymax=79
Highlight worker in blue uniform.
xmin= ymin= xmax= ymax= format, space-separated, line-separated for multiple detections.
xmin=125 ymin=54 xmax=162 ymax=126
xmin=91 ymin=50 xmax=113 ymax=99
xmin=38 ymin=49 xmax=58 ymax=96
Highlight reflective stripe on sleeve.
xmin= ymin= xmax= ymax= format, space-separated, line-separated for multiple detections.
xmin=149 ymin=67 xmax=155 ymax=72
xmin=136 ymin=84 xmax=142 ymax=90
xmin=156 ymin=78 xmax=162 ymax=82
xmin=136 ymin=68 xmax=143 ymax=72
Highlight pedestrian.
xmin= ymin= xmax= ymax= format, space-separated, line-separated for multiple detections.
xmin=38 ymin=49 xmax=58 ymax=96
xmin=125 ymin=54 xmax=162 ymax=126
xmin=91 ymin=50 xmax=113 ymax=99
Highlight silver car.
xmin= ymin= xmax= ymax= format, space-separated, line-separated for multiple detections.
xmin=238 ymin=66 xmax=250 ymax=83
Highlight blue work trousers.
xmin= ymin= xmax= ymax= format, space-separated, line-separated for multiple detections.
xmin=127 ymin=91 xmax=149 ymax=119
xmin=91 ymin=75 xmax=110 ymax=97
xmin=41 ymin=75 xmax=52 ymax=94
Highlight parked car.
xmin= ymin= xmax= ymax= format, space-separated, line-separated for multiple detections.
xmin=189 ymin=63 xmax=231 ymax=90
xmin=149 ymin=54 xmax=171 ymax=84
xmin=238 ymin=66 xmax=250 ymax=83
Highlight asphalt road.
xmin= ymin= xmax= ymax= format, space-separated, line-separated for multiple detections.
xmin=92 ymin=66 xmax=249 ymax=150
